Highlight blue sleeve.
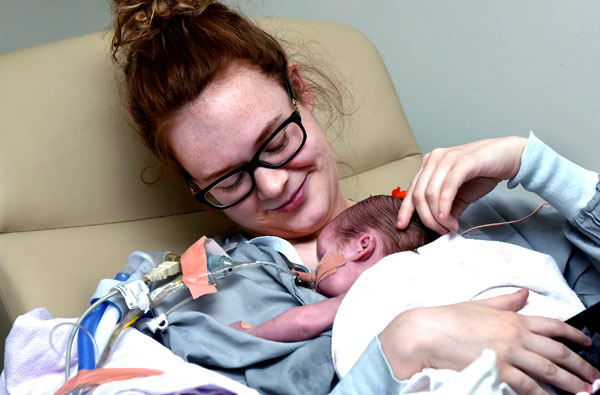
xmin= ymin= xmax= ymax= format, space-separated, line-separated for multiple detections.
xmin=507 ymin=131 xmax=599 ymax=221
xmin=504 ymin=132 xmax=600 ymax=306
xmin=330 ymin=336 xmax=406 ymax=394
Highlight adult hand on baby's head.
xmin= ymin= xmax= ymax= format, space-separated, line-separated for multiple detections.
xmin=379 ymin=289 xmax=598 ymax=395
xmin=397 ymin=136 xmax=527 ymax=234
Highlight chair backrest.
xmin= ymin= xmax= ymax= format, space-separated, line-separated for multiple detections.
xmin=0 ymin=18 xmax=421 ymax=368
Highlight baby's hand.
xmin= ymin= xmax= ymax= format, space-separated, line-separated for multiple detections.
xmin=230 ymin=320 xmax=253 ymax=334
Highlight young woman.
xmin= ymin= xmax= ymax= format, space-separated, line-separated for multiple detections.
xmin=112 ymin=1 xmax=600 ymax=393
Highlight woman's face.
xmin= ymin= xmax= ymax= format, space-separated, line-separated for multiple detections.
xmin=168 ymin=64 xmax=350 ymax=240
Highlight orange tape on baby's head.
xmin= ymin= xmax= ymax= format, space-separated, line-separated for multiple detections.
xmin=181 ymin=236 xmax=218 ymax=299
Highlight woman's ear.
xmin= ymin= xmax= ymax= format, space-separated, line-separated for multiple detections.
xmin=347 ymin=234 xmax=376 ymax=264
xmin=287 ymin=62 xmax=315 ymax=111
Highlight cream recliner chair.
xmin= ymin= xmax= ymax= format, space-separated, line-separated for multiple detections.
xmin=0 ymin=19 xmax=422 ymax=370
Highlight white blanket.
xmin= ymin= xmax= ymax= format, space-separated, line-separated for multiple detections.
xmin=0 ymin=307 xmax=258 ymax=395
xmin=332 ymin=233 xmax=585 ymax=385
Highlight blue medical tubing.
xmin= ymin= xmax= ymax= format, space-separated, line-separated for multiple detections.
xmin=77 ymin=303 xmax=107 ymax=370
xmin=77 ymin=272 xmax=130 ymax=371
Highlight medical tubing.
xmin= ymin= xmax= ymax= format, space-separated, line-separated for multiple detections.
xmin=65 ymin=289 xmax=120 ymax=381
xmin=49 ymin=322 xmax=98 ymax=360
xmin=145 ymin=259 xmax=296 ymax=332
xmin=93 ymin=305 xmax=121 ymax=359
xmin=149 ymin=276 xmax=186 ymax=306
xmin=162 ymin=296 xmax=194 ymax=322
xmin=77 ymin=303 xmax=107 ymax=370
xmin=91 ymin=272 xmax=131 ymax=358
xmin=77 ymin=272 xmax=130 ymax=371
xmin=155 ymin=264 xmax=268 ymax=325
xmin=254 ymin=260 xmax=293 ymax=274
xmin=96 ymin=308 xmax=143 ymax=368
xmin=460 ymin=202 xmax=551 ymax=236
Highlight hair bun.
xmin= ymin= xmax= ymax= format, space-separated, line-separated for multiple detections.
xmin=112 ymin=0 xmax=212 ymax=57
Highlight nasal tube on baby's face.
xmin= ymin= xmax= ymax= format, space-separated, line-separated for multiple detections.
xmin=314 ymin=252 xmax=347 ymax=297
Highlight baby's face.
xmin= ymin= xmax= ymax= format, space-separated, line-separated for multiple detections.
xmin=316 ymin=223 xmax=340 ymax=262
xmin=315 ymin=224 xmax=357 ymax=297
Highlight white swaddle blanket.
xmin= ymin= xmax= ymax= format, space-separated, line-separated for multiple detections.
xmin=332 ymin=233 xmax=585 ymax=381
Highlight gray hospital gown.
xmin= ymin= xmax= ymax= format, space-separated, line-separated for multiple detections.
xmin=138 ymin=133 xmax=600 ymax=394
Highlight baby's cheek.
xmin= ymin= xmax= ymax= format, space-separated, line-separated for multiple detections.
xmin=318 ymin=275 xmax=349 ymax=297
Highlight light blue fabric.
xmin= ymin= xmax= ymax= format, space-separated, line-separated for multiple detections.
xmin=136 ymin=133 xmax=600 ymax=394
xmin=508 ymin=131 xmax=598 ymax=221
xmin=462 ymin=133 xmax=600 ymax=307
xmin=330 ymin=337 xmax=404 ymax=394
xmin=138 ymin=233 xmax=337 ymax=395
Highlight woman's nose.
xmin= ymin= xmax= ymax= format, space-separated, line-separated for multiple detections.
xmin=254 ymin=166 xmax=288 ymax=200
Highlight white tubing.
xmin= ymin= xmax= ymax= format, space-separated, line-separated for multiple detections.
xmin=94 ymin=304 xmax=122 ymax=358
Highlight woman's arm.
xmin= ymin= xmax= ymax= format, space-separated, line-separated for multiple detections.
xmin=377 ymin=289 xmax=598 ymax=394
xmin=391 ymin=134 xmax=600 ymax=394
xmin=332 ymin=289 xmax=597 ymax=394
xmin=507 ymin=132 xmax=598 ymax=221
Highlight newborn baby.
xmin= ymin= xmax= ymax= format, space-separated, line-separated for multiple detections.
xmin=230 ymin=194 xmax=584 ymax=381
xmin=229 ymin=194 xmax=439 ymax=341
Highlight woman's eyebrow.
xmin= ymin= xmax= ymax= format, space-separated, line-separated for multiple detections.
xmin=202 ymin=114 xmax=283 ymax=182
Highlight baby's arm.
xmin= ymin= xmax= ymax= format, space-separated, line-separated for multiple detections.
xmin=230 ymin=294 xmax=345 ymax=342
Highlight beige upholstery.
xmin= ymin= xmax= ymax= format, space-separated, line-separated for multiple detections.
xmin=0 ymin=18 xmax=421 ymax=369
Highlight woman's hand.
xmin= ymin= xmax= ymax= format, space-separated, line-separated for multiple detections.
xmin=379 ymin=289 xmax=599 ymax=395
xmin=397 ymin=136 xmax=527 ymax=234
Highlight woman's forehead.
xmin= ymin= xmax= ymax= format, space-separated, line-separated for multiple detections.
xmin=168 ymin=67 xmax=289 ymax=179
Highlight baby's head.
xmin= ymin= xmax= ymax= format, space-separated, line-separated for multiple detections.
xmin=315 ymin=195 xmax=439 ymax=296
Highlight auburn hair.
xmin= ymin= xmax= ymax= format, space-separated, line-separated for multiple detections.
xmin=330 ymin=195 xmax=440 ymax=255
xmin=111 ymin=0 xmax=291 ymax=170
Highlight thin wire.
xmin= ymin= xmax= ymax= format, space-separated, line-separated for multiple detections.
xmin=158 ymin=261 xmax=293 ymax=323
xmin=49 ymin=322 xmax=98 ymax=361
xmin=122 ymin=314 xmax=141 ymax=330
xmin=164 ymin=296 xmax=193 ymax=317
xmin=460 ymin=202 xmax=551 ymax=236
xmin=64 ymin=289 xmax=120 ymax=381
xmin=255 ymin=260 xmax=294 ymax=274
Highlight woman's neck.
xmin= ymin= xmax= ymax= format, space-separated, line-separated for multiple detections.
xmin=293 ymin=238 xmax=319 ymax=270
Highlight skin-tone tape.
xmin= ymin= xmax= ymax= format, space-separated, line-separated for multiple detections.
xmin=314 ymin=252 xmax=346 ymax=290
xmin=241 ymin=321 xmax=253 ymax=329
xmin=292 ymin=252 xmax=346 ymax=291
xmin=181 ymin=236 xmax=218 ymax=299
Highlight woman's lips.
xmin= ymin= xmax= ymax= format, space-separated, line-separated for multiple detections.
xmin=274 ymin=177 xmax=307 ymax=213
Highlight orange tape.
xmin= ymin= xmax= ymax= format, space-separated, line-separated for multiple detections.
xmin=181 ymin=236 xmax=218 ymax=299
xmin=55 ymin=368 xmax=163 ymax=395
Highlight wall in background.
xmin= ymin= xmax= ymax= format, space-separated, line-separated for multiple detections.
xmin=3 ymin=0 xmax=598 ymax=176
xmin=1 ymin=0 xmax=112 ymax=54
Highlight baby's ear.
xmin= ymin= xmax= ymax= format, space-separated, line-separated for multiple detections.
xmin=347 ymin=234 xmax=376 ymax=263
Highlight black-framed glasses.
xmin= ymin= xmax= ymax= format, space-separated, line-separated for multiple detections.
xmin=182 ymin=80 xmax=307 ymax=209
